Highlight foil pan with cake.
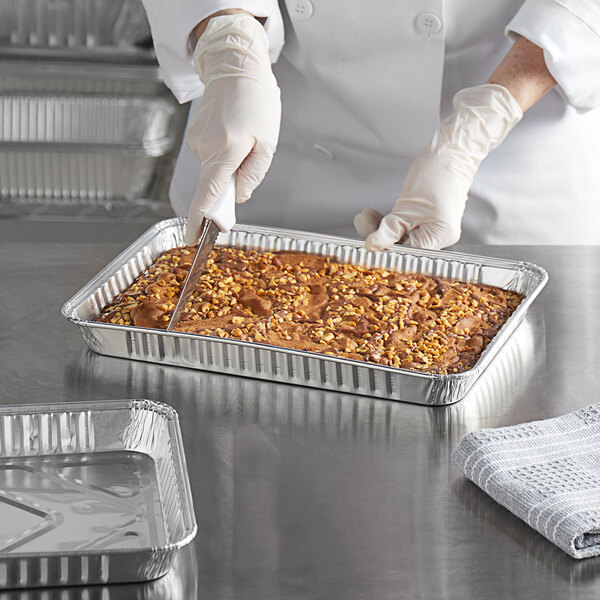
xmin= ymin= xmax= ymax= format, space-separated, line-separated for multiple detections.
xmin=62 ymin=215 xmax=547 ymax=405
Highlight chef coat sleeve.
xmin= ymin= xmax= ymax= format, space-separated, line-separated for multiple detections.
xmin=141 ymin=0 xmax=284 ymax=103
xmin=506 ymin=0 xmax=600 ymax=110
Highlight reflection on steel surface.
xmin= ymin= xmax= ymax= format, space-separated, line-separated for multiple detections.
xmin=452 ymin=475 xmax=600 ymax=587
xmin=68 ymin=311 xmax=543 ymax=598
xmin=63 ymin=219 xmax=548 ymax=405
xmin=71 ymin=312 xmax=541 ymax=441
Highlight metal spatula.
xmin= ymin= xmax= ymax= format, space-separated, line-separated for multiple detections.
xmin=167 ymin=178 xmax=236 ymax=331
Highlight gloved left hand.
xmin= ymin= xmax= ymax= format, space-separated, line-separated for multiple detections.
xmin=354 ymin=84 xmax=523 ymax=251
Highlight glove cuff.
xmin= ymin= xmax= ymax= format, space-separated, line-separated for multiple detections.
xmin=452 ymin=83 xmax=523 ymax=148
xmin=193 ymin=13 xmax=272 ymax=84
xmin=430 ymin=83 xmax=523 ymax=180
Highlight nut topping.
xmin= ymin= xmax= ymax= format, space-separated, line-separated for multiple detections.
xmin=95 ymin=246 xmax=523 ymax=374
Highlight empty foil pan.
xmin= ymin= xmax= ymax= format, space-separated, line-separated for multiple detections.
xmin=62 ymin=219 xmax=548 ymax=405
xmin=0 ymin=399 xmax=197 ymax=589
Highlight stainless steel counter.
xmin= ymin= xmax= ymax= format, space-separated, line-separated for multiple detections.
xmin=2 ymin=224 xmax=600 ymax=599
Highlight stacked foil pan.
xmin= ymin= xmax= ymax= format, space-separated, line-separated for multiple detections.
xmin=0 ymin=0 xmax=187 ymax=221
xmin=0 ymin=94 xmax=178 ymax=204
xmin=62 ymin=218 xmax=549 ymax=406
xmin=0 ymin=0 xmax=151 ymax=55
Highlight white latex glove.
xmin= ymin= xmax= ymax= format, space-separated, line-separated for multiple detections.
xmin=355 ymin=84 xmax=523 ymax=251
xmin=184 ymin=13 xmax=281 ymax=245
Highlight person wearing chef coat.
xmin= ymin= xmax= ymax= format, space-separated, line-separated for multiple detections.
xmin=140 ymin=0 xmax=600 ymax=248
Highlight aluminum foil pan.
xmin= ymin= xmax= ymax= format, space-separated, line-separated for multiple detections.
xmin=0 ymin=95 xmax=180 ymax=203
xmin=0 ymin=62 xmax=187 ymax=214
xmin=0 ymin=399 xmax=196 ymax=589
xmin=0 ymin=150 xmax=162 ymax=203
xmin=0 ymin=61 xmax=170 ymax=99
xmin=0 ymin=545 xmax=197 ymax=599
xmin=0 ymin=95 xmax=176 ymax=150
xmin=0 ymin=0 xmax=151 ymax=51
xmin=0 ymin=195 xmax=176 ymax=221
xmin=62 ymin=218 xmax=548 ymax=405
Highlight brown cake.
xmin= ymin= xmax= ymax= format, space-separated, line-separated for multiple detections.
xmin=95 ymin=245 xmax=523 ymax=374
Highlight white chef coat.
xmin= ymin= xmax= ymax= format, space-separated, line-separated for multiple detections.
xmin=142 ymin=0 xmax=600 ymax=244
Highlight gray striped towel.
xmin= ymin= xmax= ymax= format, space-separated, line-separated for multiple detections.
xmin=452 ymin=403 xmax=600 ymax=559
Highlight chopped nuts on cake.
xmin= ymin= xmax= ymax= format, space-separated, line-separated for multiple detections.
xmin=95 ymin=246 xmax=523 ymax=374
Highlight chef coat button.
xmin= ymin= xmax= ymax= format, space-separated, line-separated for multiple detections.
xmin=312 ymin=144 xmax=335 ymax=160
xmin=415 ymin=12 xmax=443 ymax=35
xmin=290 ymin=0 xmax=313 ymax=21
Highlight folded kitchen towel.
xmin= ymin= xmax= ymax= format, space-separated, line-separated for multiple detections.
xmin=452 ymin=403 xmax=600 ymax=559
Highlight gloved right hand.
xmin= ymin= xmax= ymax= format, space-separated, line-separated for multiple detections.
xmin=184 ymin=13 xmax=281 ymax=245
